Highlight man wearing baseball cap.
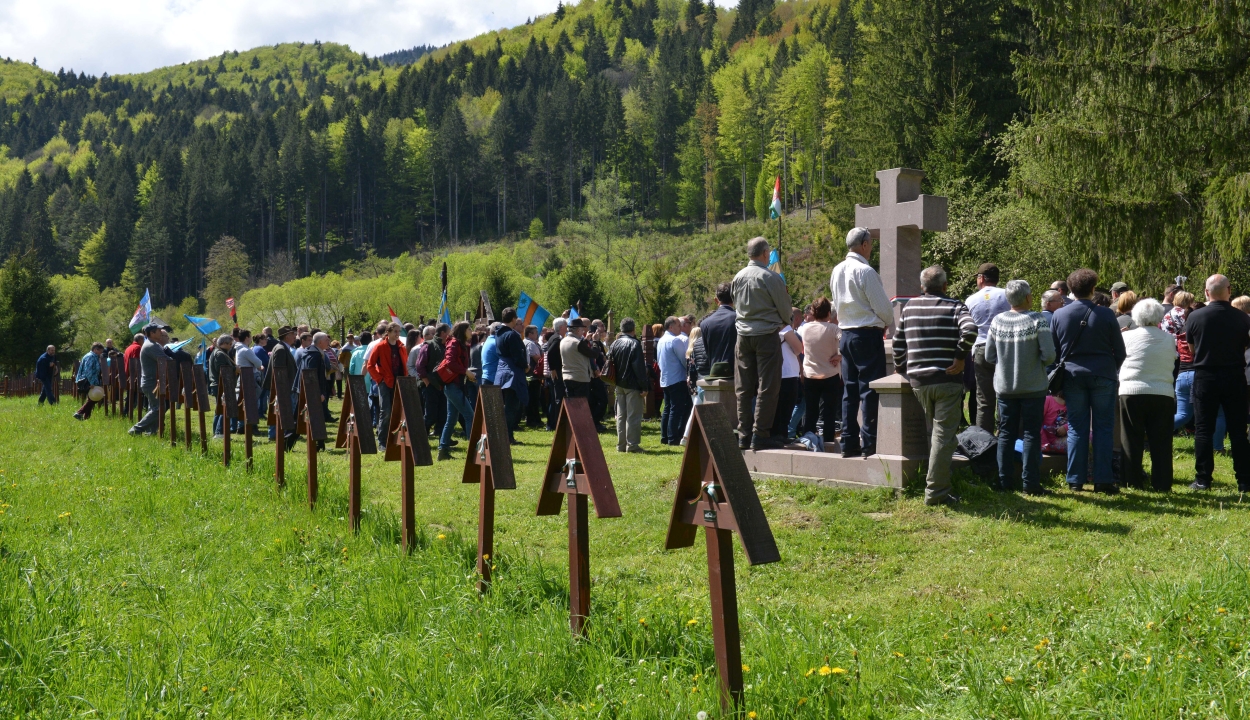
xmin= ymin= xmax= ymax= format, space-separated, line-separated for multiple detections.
xmin=129 ymin=323 xmax=167 ymax=435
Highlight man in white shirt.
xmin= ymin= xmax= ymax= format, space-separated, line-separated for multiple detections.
xmin=965 ymin=263 xmax=1011 ymax=432
xmin=656 ymin=317 xmax=690 ymax=445
xmin=829 ymin=227 xmax=893 ymax=457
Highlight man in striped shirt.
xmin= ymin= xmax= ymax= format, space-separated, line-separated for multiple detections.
xmin=892 ymin=265 xmax=979 ymax=506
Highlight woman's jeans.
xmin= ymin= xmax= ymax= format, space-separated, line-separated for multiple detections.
xmin=1174 ymin=370 xmax=1226 ymax=450
xmin=442 ymin=382 xmax=474 ymax=450
xmin=997 ymin=395 xmax=1044 ymax=492
xmin=1065 ymin=374 xmax=1116 ymax=487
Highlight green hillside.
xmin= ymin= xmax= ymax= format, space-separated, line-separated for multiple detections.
xmin=0 ymin=58 xmax=56 ymax=101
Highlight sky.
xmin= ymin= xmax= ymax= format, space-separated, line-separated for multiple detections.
xmin=0 ymin=0 xmax=574 ymax=76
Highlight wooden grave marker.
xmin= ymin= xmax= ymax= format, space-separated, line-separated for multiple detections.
xmin=665 ymin=403 xmax=780 ymax=712
xmin=384 ymin=376 xmax=432 ymax=552
xmin=476 ymin=290 xmax=495 ymax=323
xmin=127 ymin=356 xmax=141 ymax=421
xmin=179 ymin=361 xmax=195 ymax=450
xmin=191 ymin=365 xmax=211 ymax=454
xmin=110 ymin=351 xmax=123 ymax=415
xmin=296 ymin=367 xmax=329 ymax=509
xmin=335 ymin=374 xmax=377 ymax=532
xmin=217 ymin=364 xmax=238 ymax=467
xmin=155 ymin=355 xmax=167 ymax=438
xmin=166 ymin=359 xmax=178 ymax=447
xmin=237 ymin=366 xmax=259 ymax=470
xmin=537 ymin=396 xmax=622 ymax=636
xmin=461 ymin=384 xmax=516 ymax=592
xmin=267 ymin=364 xmax=295 ymax=487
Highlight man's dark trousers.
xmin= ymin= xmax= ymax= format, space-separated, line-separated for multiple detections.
xmin=734 ymin=333 xmax=782 ymax=441
xmin=422 ymin=383 xmax=446 ymax=436
xmin=38 ymin=378 xmax=56 ymax=405
xmin=840 ymin=327 xmax=886 ymax=454
xmin=547 ymin=377 xmax=566 ymax=429
xmin=590 ymin=378 xmax=609 ymax=425
xmin=662 ymin=383 xmax=692 ymax=445
xmin=1193 ymin=368 xmax=1250 ymax=489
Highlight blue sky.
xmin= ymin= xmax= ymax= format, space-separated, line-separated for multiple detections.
xmin=0 ymin=0 xmax=574 ymax=76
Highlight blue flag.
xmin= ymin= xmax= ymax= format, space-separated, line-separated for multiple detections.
xmin=195 ymin=339 xmax=207 ymax=365
xmin=168 ymin=337 xmax=196 ymax=354
xmin=568 ymin=306 xmax=580 ymax=320
xmin=768 ymin=248 xmax=785 ymax=283
xmin=184 ymin=314 xmax=222 ymax=336
xmin=438 ymin=289 xmax=452 ymax=325
xmin=517 ymin=292 xmax=551 ymax=329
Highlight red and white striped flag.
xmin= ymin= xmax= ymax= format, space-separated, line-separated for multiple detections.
xmin=225 ymin=297 xmax=238 ymax=327
xmin=388 ymin=304 xmax=401 ymax=326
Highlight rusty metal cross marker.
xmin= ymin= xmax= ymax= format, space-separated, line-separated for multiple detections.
xmin=462 ymin=384 xmax=516 ymax=593
xmin=666 ymin=403 xmax=780 ymax=712
xmin=335 ymin=375 xmax=377 ymax=532
xmin=384 ymin=376 xmax=432 ymax=552
xmin=537 ymin=396 xmax=622 ymax=636
xmin=268 ymin=364 xmax=295 ymax=487
xmin=296 ymin=368 xmax=328 ymax=508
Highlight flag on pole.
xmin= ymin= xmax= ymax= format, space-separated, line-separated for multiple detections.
xmin=388 ymin=304 xmax=401 ymax=325
xmin=768 ymin=248 xmax=785 ymax=282
xmin=183 ymin=314 xmax=222 ymax=336
xmin=128 ymin=289 xmax=152 ymax=332
xmin=195 ymin=339 xmax=207 ymax=364
xmin=438 ymin=261 xmax=451 ymax=324
xmin=769 ymin=176 xmax=782 ymax=220
xmin=168 ymin=337 xmax=196 ymax=354
xmin=568 ymin=306 xmax=580 ymax=320
xmin=225 ymin=297 xmax=238 ymax=327
xmin=517 ymin=292 xmax=551 ymax=329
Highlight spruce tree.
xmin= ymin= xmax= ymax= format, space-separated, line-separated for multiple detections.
xmin=0 ymin=250 xmax=66 ymax=373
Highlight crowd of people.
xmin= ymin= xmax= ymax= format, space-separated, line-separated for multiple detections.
xmin=37 ymin=229 xmax=1250 ymax=505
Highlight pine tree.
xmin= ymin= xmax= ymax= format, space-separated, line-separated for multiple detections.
xmin=0 ymin=250 xmax=66 ymax=373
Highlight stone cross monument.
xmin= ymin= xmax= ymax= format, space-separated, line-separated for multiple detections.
xmin=855 ymin=168 xmax=948 ymax=461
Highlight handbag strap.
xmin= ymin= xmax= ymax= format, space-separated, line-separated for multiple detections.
xmin=1058 ymin=305 xmax=1095 ymax=365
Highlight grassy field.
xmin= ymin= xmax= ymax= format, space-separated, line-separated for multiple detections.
xmin=1 ymin=397 xmax=1248 ymax=718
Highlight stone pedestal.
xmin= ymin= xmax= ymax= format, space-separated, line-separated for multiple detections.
xmin=698 ymin=378 xmax=736 ymax=426
xmin=869 ymin=373 xmax=929 ymax=458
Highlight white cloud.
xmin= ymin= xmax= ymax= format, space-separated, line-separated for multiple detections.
xmin=0 ymin=0 xmax=563 ymax=76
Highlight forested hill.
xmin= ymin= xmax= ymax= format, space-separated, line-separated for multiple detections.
xmin=0 ymin=0 xmax=1245 ymax=336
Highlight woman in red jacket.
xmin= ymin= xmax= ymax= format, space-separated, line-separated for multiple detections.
xmin=366 ymin=322 xmax=408 ymax=450
xmin=437 ymin=321 xmax=476 ymax=460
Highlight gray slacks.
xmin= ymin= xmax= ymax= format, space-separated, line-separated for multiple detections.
xmin=972 ymin=345 xmax=997 ymax=432
xmin=913 ymin=382 xmax=964 ymax=505
xmin=615 ymin=387 xmax=644 ymax=452
xmin=131 ymin=386 xmax=160 ymax=433
xmin=735 ymin=332 xmax=782 ymax=440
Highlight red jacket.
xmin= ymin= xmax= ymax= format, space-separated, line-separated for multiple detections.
xmin=123 ymin=342 xmax=143 ymax=375
xmin=366 ymin=340 xmax=408 ymax=388
xmin=442 ymin=337 xmax=470 ymax=381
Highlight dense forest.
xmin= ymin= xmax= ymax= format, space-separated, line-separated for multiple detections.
xmin=0 ymin=0 xmax=1246 ymax=360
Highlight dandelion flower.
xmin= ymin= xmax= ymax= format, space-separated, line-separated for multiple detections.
xmin=797 ymin=697 xmax=808 ymax=706
xmin=1217 ymin=607 xmax=1228 ymax=614
xmin=201 ymin=686 xmax=208 ymax=692
xmin=819 ymin=665 xmax=832 ymax=676
xmin=831 ymin=667 xmax=848 ymax=675
xmin=483 ymin=553 xmax=490 ymax=560
xmin=437 ymin=533 xmax=446 ymax=540
xmin=687 ymin=618 xmax=699 ymax=626
xmin=805 ymin=668 xmax=816 ymax=677
xmin=741 ymin=664 xmax=750 ymax=672
xmin=1146 ymin=622 xmax=1155 ymax=630
xmin=697 ymin=712 xmax=709 ymax=720
xmin=1145 ymin=656 xmax=1151 ymax=665
xmin=893 ymin=651 xmax=904 ymax=658
xmin=748 ymin=713 xmax=758 ymax=719
xmin=639 ymin=618 xmax=648 ymax=626
xmin=1004 ymin=676 xmax=1014 ymax=684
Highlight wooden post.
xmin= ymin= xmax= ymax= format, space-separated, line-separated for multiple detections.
xmin=643 ymin=323 xmax=659 ymax=419
xmin=168 ymin=361 xmax=178 ymax=448
xmin=192 ymin=365 xmax=210 ymax=455
xmin=537 ymin=397 xmax=621 ymax=635
xmin=665 ymin=403 xmax=780 ymax=713
xmin=156 ymin=356 xmax=166 ymax=438
xmin=385 ymin=376 xmax=432 ymax=552
xmin=297 ymin=368 xmax=328 ymax=510
xmin=336 ymin=375 xmax=377 ymax=533
xmin=269 ymin=365 xmax=295 ymax=488
xmin=219 ymin=364 xmax=238 ymax=469
xmin=180 ymin=361 xmax=194 ymax=450
xmin=462 ymin=384 xmax=516 ymax=592
xmin=238 ymin=366 xmax=259 ymax=471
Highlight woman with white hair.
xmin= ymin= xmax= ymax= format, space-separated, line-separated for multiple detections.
xmin=1117 ymin=298 xmax=1177 ymax=490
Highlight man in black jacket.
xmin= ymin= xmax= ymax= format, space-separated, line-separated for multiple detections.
xmin=699 ymin=282 xmax=737 ymax=375
xmin=263 ymin=325 xmax=299 ymax=446
xmin=296 ymin=332 xmax=332 ymax=450
xmin=609 ymin=317 xmax=648 ymax=453
xmin=1185 ymin=273 xmax=1250 ymax=492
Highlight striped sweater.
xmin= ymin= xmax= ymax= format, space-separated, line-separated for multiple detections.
xmin=891 ymin=294 xmax=978 ymax=388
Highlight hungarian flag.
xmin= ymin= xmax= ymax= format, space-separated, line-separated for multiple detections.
xmin=769 ymin=176 xmax=782 ymax=219
xmin=388 ymin=304 xmax=401 ymax=326
xmin=517 ymin=292 xmax=551 ymax=330
xmin=225 ymin=297 xmax=237 ymax=327
xmin=128 ymin=289 xmax=152 ymax=332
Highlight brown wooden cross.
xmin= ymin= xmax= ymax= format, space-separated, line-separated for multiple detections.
xmin=537 ymin=396 xmax=622 ymax=636
xmin=179 ymin=361 xmax=195 ymax=450
xmin=166 ymin=359 xmax=178 ymax=448
xmin=384 ymin=376 xmax=432 ymax=551
xmin=237 ymin=366 xmax=259 ymax=470
xmin=217 ymin=364 xmax=238 ymax=468
xmin=476 ymin=290 xmax=495 ymax=323
xmin=110 ymin=351 xmax=123 ymax=416
xmin=666 ymin=403 xmax=780 ymax=712
xmin=296 ymin=367 xmax=329 ymax=508
xmin=461 ymin=384 xmax=516 ymax=593
xmin=191 ymin=365 xmax=210 ymax=454
xmin=853 ymin=168 xmax=948 ymax=327
xmin=335 ymin=374 xmax=377 ymax=532
xmin=268 ymin=364 xmax=295 ymax=487
xmin=127 ymin=357 xmax=141 ymax=421
xmin=154 ymin=355 xmax=167 ymax=438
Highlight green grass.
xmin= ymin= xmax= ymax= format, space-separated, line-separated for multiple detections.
xmin=1 ymin=397 xmax=1248 ymax=718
